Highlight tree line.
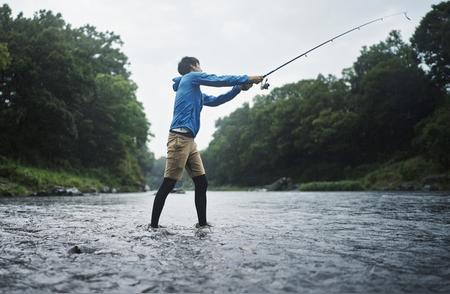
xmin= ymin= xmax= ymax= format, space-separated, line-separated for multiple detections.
xmin=202 ymin=2 xmax=450 ymax=187
xmin=0 ymin=4 xmax=154 ymax=190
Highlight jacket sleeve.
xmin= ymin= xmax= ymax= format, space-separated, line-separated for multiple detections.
xmin=191 ymin=72 xmax=249 ymax=87
xmin=203 ymin=86 xmax=242 ymax=107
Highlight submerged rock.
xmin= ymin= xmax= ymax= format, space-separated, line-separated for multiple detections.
xmin=62 ymin=187 xmax=83 ymax=196
xmin=101 ymin=186 xmax=110 ymax=193
xmin=30 ymin=186 xmax=83 ymax=196
xmin=397 ymin=182 xmax=419 ymax=191
xmin=85 ymin=187 xmax=98 ymax=194
xmin=421 ymin=174 xmax=450 ymax=191
xmin=68 ymin=245 xmax=82 ymax=254
xmin=100 ymin=186 xmax=119 ymax=193
xmin=265 ymin=177 xmax=297 ymax=191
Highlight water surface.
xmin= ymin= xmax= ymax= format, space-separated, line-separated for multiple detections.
xmin=1 ymin=191 xmax=449 ymax=293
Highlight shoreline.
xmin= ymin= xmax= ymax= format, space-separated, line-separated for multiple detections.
xmin=1 ymin=158 xmax=449 ymax=196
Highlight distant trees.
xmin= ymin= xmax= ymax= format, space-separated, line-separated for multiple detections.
xmin=414 ymin=108 xmax=450 ymax=168
xmin=411 ymin=1 xmax=450 ymax=169
xmin=346 ymin=31 xmax=439 ymax=162
xmin=203 ymin=9 xmax=449 ymax=186
xmin=411 ymin=1 xmax=450 ymax=91
xmin=0 ymin=4 xmax=153 ymax=188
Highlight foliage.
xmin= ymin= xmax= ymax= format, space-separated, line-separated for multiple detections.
xmin=411 ymin=1 xmax=450 ymax=91
xmin=363 ymin=156 xmax=439 ymax=190
xmin=0 ymin=159 xmax=107 ymax=195
xmin=414 ymin=106 xmax=450 ymax=168
xmin=0 ymin=177 xmax=29 ymax=196
xmin=0 ymin=4 xmax=154 ymax=189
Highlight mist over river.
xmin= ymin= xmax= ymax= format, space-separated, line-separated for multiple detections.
xmin=1 ymin=191 xmax=449 ymax=293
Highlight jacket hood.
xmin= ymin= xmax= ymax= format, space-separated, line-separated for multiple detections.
xmin=172 ymin=76 xmax=182 ymax=91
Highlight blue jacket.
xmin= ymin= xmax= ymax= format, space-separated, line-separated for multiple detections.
xmin=170 ymin=72 xmax=250 ymax=137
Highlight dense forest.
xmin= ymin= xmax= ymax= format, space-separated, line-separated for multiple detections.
xmin=202 ymin=2 xmax=450 ymax=189
xmin=0 ymin=4 xmax=154 ymax=194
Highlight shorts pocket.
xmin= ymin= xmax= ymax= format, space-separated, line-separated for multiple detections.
xmin=167 ymin=135 xmax=177 ymax=149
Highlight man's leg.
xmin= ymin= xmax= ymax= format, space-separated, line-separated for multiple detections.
xmin=185 ymin=140 xmax=208 ymax=226
xmin=150 ymin=133 xmax=190 ymax=228
xmin=192 ymin=174 xmax=208 ymax=226
xmin=150 ymin=177 xmax=177 ymax=228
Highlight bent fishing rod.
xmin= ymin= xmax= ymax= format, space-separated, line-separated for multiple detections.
xmin=260 ymin=12 xmax=411 ymax=90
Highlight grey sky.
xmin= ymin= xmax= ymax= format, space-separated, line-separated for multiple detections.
xmin=4 ymin=0 xmax=441 ymax=157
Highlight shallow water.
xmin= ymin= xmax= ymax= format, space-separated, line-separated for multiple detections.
xmin=1 ymin=191 xmax=449 ymax=293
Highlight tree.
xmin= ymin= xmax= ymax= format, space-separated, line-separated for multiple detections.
xmin=346 ymin=31 xmax=438 ymax=162
xmin=0 ymin=4 xmax=154 ymax=188
xmin=411 ymin=1 xmax=450 ymax=91
xmin=344 ymin=31 xmax=417 ymax=91
xmin=414 ymin=107 xmax=450 ymax=168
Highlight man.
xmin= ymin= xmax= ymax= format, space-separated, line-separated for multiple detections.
xmin=150 ymin=56 xmax=263 ymax=229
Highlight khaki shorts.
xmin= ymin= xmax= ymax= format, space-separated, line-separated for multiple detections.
xmin=164 ymin=132 xmax=205 ymax=180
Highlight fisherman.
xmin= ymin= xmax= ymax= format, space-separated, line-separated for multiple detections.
xmin=150 ymin=57 xmax=263 ymax=229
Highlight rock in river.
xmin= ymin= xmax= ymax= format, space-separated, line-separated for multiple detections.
xmin=265 ymin=177 xmax=297 ymax=191
xmin=67 ymin=245 xmax=82 ymax=254
xmin=30 ymin=186 xmax=83 ymax=196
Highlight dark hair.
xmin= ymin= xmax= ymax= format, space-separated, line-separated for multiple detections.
xmin=178 ymin=56 xmax=199 ymax=75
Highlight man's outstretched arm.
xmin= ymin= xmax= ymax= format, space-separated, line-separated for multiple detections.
xmin=191 ymin=72 xmax=263 ymax=87
xmin=203 ymin=86 xmax=242 ymax=107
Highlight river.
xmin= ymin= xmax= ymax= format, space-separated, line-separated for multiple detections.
xmin=1 ymin=191 xmax=449 ymax=293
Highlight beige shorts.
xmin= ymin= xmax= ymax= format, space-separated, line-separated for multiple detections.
xmin=164 ymin=132 xmax=205 ymax=180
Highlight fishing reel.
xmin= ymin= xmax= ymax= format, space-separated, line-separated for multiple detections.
xmin=260 ymin=78 xmax=270 ymax=90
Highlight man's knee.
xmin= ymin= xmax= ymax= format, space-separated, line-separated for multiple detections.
xmin=193 ymin=174 xmax=208 ymax=190
xmin=163 ymin=177 xmax=177 ymax=187
xmin=157 ymin=177 xmax=177 ymax=195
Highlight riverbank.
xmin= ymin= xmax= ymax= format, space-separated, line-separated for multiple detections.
xmin=0 ymin=158 xmax=142 ymax=196
xmin=211 ymin=157 xmax=450 ymax=192
xmin=296 ymin=157 xmax=450 ymax=192
xmin=1 ymin=156 xmax=448 ymax=196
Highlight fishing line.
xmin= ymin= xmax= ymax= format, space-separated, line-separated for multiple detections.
xmin=260 ymin=12 xmax=411 ymax=90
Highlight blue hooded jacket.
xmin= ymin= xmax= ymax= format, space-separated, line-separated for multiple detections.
xmin=170 ymin=71 xmax=250 ymax=137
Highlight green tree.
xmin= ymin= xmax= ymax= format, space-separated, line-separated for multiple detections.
xmin=355 ymin=58 xmax=438 ymax=160
xmin=343 ymin=31 xmax=417 ymax=91
xmin=411 ymin=1 xmax=450 ymax=91
xmin=0 ymin=4 xmax=153 ymax=189
xmin=414 ymin=107 xmax=450 ymax=168
xmin=345 ymin=31 xmax=438 ymax=162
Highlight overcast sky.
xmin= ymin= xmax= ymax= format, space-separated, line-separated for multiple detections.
xmin=4 ymin=0 xmax=441 ymax=157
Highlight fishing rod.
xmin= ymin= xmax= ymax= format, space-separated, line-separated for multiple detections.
xmin=260 ymin=12 xmax=411 ymax=90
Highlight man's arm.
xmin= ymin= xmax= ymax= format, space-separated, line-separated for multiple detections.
xmin=203 ymin=86 xmax=242 ymax=107
xmin=191 ymin=72 xmax=264 ymax=87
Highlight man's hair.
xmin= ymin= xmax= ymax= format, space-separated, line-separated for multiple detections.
xmin=178 ymin=56 xmax=199 ymax=75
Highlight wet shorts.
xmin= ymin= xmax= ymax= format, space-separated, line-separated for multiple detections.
xmin=164 ymin=132 xmax=205 ymax=180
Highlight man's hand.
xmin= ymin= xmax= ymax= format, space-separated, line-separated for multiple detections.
xmin=240 ymin=83 xmax=253 ymax=91
xmin=249 ymin=75 xmax=264 ymax=84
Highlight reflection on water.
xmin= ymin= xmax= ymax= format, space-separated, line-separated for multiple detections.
xmin=1 ymin=191 xmax=449 ymax=293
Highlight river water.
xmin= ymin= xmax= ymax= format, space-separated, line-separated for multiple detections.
xmin=1 ymin=191 xmax=449 ymax=293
